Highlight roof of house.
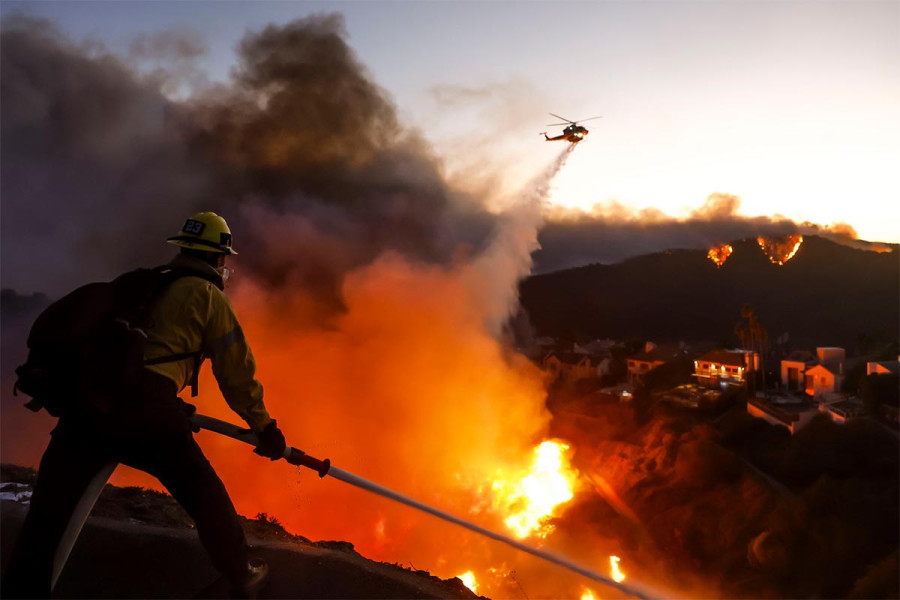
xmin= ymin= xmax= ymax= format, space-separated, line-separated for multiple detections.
xmin=696 ymin=349 xmax=751 ymax=368
xmin=784 ymin=350 xmax=817 ymax=364
xmin=806 ymin=363 xmax=839 ymax=377
xmin=575 ymin=339 xmax=617 ymax=355
xmin=629 ymin=344 xmax=684 ymax=364
xmin=868 ymin=361 xmax=900 ymax=376
xmin=544 ymin=351 xmax=591 ymax=366
xmin=748 ymin=395 xmax=817 ymax=424
xmin=827 ymin=400 xmax=865 ymax=418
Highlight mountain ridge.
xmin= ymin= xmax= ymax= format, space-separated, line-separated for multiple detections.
xmin=520 ymin=235 xmax=899 ymax=350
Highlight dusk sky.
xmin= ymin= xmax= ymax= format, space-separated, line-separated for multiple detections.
xmin=4 ymin=0 xmax=899 ymax=243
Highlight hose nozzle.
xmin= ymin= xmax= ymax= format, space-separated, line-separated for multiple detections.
xmin=285 ymin=447 xmax=331 ymax=477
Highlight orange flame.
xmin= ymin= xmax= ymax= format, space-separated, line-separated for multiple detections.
xmin=108 ymin=254 xmax=552 ymax=571
xmin=457 ymin=570 xmax=478 ymax=593
xmin=707 ymin=244 xmax=733 ymax=267
xmin=489 ymin=440 xmax=578 ymax=539
xmin=581 ymin=587 xmax=597 ymax=600
xmin=757 ymin=234 xmax=803 ymax=265
xmin=610 ymin=555 xmax=626 ymax=583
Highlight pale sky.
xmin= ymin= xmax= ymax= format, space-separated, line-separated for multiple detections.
xmin=4 ymin=0 xmax=899 ymax=243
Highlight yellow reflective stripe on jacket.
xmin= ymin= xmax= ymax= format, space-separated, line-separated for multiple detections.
xmin=144 ymin=258 xmax=271 ymax=432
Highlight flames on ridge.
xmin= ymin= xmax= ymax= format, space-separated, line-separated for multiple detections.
xmin=757 ymin=234 xmax=804 ymax=265
xmin=707 ymin=244 xmax=733 ymax=267
xmin=708 ymin=235 xmax=806 ymax=267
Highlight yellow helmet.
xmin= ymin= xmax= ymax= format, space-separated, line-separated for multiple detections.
xmin=167 ymin=212 xmax=238 ymax=255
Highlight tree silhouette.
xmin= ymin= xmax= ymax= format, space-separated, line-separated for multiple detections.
xmin=735 ymin=304 xmax=769 ymax=391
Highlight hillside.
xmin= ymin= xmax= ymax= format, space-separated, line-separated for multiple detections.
xmin=520 ymin=235 xmax=899 ymax=349
xmin=0 ymin=465 xmax=480 ymax=599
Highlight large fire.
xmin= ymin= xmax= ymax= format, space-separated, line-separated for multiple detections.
xmin=490 ymin=440 xmax=578 ymax=539
xmin=757 ymin=234 xmax=803 ymax=265
xmin=707 ymin=243 xmax=733 ymax=267
xmin=104 ymin=253 xmax=577 ymax=595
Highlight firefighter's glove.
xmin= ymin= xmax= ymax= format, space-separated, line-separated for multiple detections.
xmin=254 ymin=421 xmax=287 ymax=461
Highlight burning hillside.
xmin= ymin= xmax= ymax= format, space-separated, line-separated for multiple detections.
xmin=533 ymin=192 xmax=891 ymax=273
xmin=757 ymin=234 xmax=803 ymax=265
xmin=707 ymin=235 xmax=803 ymax=267
xmin=706 ymin=243 xmax=733 ymax=267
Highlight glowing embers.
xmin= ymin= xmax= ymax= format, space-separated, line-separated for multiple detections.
xmin=456 ymin=571 xmax=478 ymax=593
xmin=609 ymin=555 xmax=626 ymax=582
xmin=757 ymin=234 xmax=803 ymax=265
xmin=707 ymin=244 xmax=734 ymax=267
xmin=491 ymin=441 xmax=578 ymax=539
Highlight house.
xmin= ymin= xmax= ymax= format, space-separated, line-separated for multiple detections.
xmin=804 ymin=347 xmax=846 ymax=398
xmin=542 ymin=351 xmax=597 ymax=383
xmin=780 ymin=350 xmax=817 ymax=391
xmin=693 ymin=349 xmax=758 ymax=389
xmin=779 ymin=347 xmax=848 ymax=398
xmin=626 ymin=342 xmax=683 ymax=386
xmin=804 ymin=363 xmax=844 ymax=397
xmin=747 ymin=393 xmax=818 ymax=434
xmin=573 ymin=339 xmax=615 ymax=380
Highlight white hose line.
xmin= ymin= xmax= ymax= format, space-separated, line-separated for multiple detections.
xmin=192 ymin=414 xmax=659 ymax=599
xmin=51 ymin=461 xmax=118 ymax=590
xmin=327 ymin=465 xmax=655 ymax=599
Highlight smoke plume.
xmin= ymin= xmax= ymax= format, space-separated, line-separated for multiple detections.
xmin=0 ymin=13 xmax=495 ymax=299
xmin=0 ymin=13 xmax=605 ymax=597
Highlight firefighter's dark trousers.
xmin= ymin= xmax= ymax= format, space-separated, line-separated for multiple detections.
xmin=2 ymin=371 xmax=250 ymax=598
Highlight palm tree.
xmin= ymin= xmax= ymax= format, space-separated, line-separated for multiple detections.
xmin=735 ymin=304 xmax=768 ymax=392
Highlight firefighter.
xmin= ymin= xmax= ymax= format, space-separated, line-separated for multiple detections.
xmin=3 ymin=212 xmax=286 ymax=598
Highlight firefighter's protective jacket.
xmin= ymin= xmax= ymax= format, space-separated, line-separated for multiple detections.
xmin=144 ymin=254 xmax=271 ymax=432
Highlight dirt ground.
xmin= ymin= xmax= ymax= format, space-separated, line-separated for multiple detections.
xmin=0 ymin=467 xmax=481 ymax=599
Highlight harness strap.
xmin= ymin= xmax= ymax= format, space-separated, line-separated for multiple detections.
xmin=144 ymin=351 xmax=204 ymax=397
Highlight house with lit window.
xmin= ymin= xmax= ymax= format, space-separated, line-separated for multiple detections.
xmin=693 ymin=349 xmax=758 ymax=389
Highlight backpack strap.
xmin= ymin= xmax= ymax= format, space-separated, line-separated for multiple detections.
xmin=144 ymin=351 xmax=204 ymax=397
xmin=140 ymin=265 xmax=218 ymax=398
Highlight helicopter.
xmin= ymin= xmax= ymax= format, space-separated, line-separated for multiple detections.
xmin=542 ymin=113 xmax=602 ymax=143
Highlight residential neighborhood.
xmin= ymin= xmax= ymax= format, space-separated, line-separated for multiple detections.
xmin=529 ymin=328 xmax=899 ymax=436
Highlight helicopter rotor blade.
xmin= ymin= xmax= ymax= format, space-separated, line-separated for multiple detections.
xmin=549 ymin=112 xmax=574 ymax=123
xmin=546 ymin=122 xmax=570 ymax=126
xmin=573 ymin=116 xmax=604 ymax=123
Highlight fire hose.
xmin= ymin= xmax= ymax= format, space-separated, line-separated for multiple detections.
xmin=51 ymin=414 xmax=657 ymax=599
